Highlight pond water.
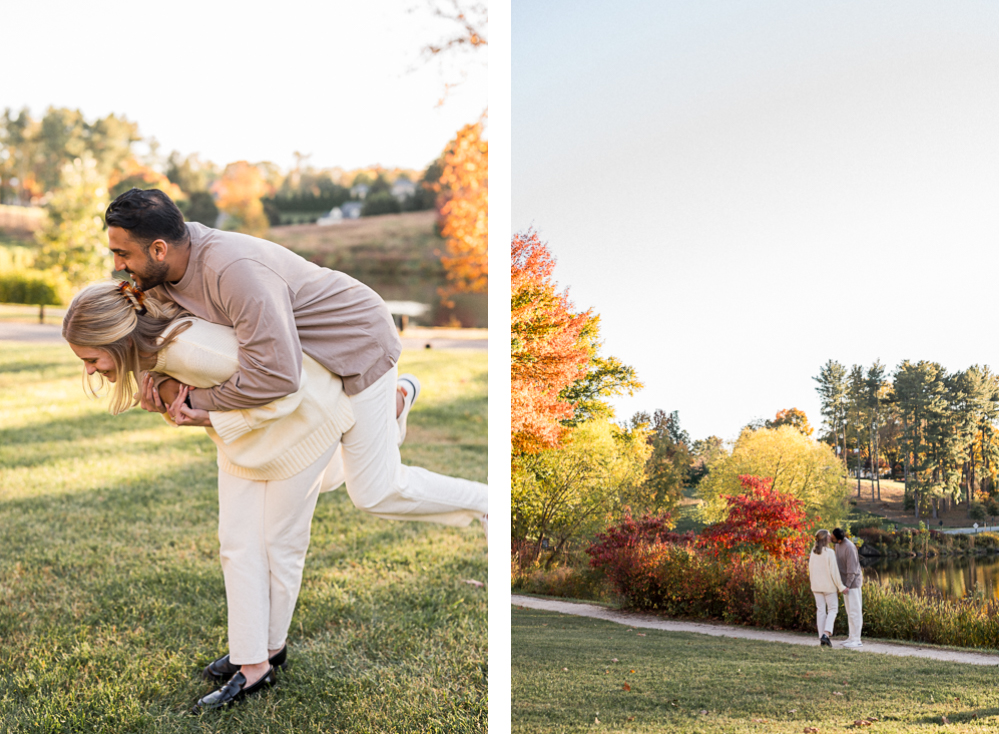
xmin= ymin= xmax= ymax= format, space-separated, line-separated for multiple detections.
xmin=860 ymin=554 xmax=999 ymax=600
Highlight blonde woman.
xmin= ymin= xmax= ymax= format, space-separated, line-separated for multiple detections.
xmin=63 ymin=280 xmax=487 ymax=712
xmin=808 ymin=529 xmax=846 ymax=647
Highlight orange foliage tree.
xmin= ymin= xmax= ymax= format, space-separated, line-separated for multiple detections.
xmin=511 ymin=230 xmax=590 ymax=455
xmin=436 ymin=120 xmax=487 ymax=303
xmin=212 ymin=161 xmax=272 ymax=238
xmin=766 ymin=407 xmax=814 ymax=437
xmin=108 ymin=159 xmax=186 ymax=202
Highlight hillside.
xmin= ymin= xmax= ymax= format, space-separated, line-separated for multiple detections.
xmin=270 ymin=211 xmax=485 ymax=327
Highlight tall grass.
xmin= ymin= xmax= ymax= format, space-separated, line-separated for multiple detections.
xmin=583 ymin=542 xmax=998 ymax=650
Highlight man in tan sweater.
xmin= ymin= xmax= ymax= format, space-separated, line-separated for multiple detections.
xmin=103 ymin=187 xmax=487 ymax=709
xmin=832 ymin=527 xmax=864 ymax=648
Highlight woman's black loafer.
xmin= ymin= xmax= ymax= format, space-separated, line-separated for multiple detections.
xmin=192 ymin=666 xmax=276 ymax=713
xmin=203 ymin=646 xmax=288 ymax=681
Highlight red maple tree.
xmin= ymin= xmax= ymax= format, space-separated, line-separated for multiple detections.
xmin=699 ymin=475 xmax=811 ymax=559
xmin=511 ymin=230 xmax=590 ymax=455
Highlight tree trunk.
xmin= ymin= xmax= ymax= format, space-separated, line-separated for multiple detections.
xmin=875 ymin=429 xmax=881 ymax=501
xmin=869 ymin=428 xmax=876 ymax=501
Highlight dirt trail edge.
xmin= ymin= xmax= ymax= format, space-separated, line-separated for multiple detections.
xmin=511 ymin=594 xmax=998 ymax=666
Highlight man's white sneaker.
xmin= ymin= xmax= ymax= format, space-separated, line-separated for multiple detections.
xmin=396 ymin=374 xmax=421 ymax=445
xmin=841 ymin=640 xmax=863 ymax=648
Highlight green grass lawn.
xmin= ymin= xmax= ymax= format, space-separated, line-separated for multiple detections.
xmin=511 ymin=608 xmax=998 ymax=733
xmin=0 ymin=342 xmax=487 ymax=733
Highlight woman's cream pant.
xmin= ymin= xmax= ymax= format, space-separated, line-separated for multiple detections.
xmin=813 ymin=591 xmax=839 ymax=637
xmin=218 ymin=363 xmax=488 ymax=664
xmin=218 ymin=442 xmax=336 ymax=665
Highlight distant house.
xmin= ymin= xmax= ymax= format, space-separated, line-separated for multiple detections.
xmin=391 ymin=177 xmax=416 ymax=202
xmin=316 ymin=208 xmax=344 ymax=226
xmin=340 ymin=201 xmax=363 ymax=219
xmin=350 ymin=183 xmax=369 ymax=200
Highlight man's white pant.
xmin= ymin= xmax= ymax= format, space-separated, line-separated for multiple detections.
xmin=813 ymin=591 xmax=839 ymax=637
xmin=844 ymin=586 xmax=863 ymax=642
xmin=218 ymin=363 xmax=488 ymax=664
xmin=321 ymin=364 xmax=488 ymax=527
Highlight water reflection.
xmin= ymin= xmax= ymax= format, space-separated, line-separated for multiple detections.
xmin=861 ymin=554 xmax=999 ymax=600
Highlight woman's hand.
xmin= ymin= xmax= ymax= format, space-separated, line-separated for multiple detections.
xmin=138 ymin=373 xmax=167 ymax=413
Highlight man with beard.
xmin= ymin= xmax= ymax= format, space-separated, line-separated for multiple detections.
xmin=103 ymin=187 xmax=487 ymax=711
xmin=832 ymin=527 xmax=864 ymax=648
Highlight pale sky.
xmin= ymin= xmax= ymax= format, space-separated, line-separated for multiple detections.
xmin=513 ymin=0 xmax=999 ymax=444
xmin=4 ymin=0 xmax=487 ymax=172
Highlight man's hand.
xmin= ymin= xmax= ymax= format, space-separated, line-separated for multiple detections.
xmin=167 ymin=385 xmax=212 ymax=427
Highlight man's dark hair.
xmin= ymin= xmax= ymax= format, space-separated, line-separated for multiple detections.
xmin=105 ymin=188 xmax=189 ymax=251
xmin=832 ymin=527 xmax=846 ymax=541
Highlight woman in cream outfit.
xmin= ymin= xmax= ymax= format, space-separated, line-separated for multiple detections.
xmin=808 ymin=529 xmax=847 ymax=647
xmin=63 ymin=280 xmax=487 ymax=711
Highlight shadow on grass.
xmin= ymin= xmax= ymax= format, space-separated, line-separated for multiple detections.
xmin=0 ymin=359 xmax=76 ymax=377
xmin=0 ymin=408 xmax=164 ymax=446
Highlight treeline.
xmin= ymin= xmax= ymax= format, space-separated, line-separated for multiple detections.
xmin=0 ymin=107 xmax=486 ymax=305
xmin=814 ymin=360 xmax=999 ymax=519
xmin=0 ymin=107 xmax=438 ymax=232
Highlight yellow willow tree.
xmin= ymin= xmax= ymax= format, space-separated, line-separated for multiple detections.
xmin=436 ymin=119 xmax=487 ymax=304
xmin=697 ymin=426 xmax=848 ymax=526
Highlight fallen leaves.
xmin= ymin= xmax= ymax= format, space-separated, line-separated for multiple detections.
xmin=803 ymin=728 xmax=819 ymax=734
xmin=622 ymin=683 xmax=631 ymax=692
xmin=461 ymin=578 xmax=484 ymax=587
xmin=833 ymin=691 xmax=843 ymax=696
xmin=850 ymin=718 xmax=879 ymax=728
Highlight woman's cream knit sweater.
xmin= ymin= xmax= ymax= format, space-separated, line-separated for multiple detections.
xmin=154 ymin=318 xmax=355 ymax=481
xmin=808 ymin=547 xmax=846 ymax=594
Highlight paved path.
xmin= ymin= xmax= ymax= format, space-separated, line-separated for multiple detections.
xmin=512 ymin=594 xmax=998 ymax=666
xmin=0 ymin=322 xmax=64 ymax=343
xmin=0 ymin=321 xmax=487 ymax=351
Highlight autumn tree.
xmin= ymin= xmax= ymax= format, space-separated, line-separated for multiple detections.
xmin=33 ymin=155 xmax=112 ymax=286
xmin=511 ymin=230 xmax=590 ymax=455
xmin=212 ymin=161 xmax=272 ymax=238
xmin=697 ymin=425 xmax=847 ymax=526
xmin=699 ymin=475 xmax=811 ymax=559
xmin=511 ymin=419 xmax=651 ymax=566
xmin=765 ymin=408 xmax=813 ymax=437
xmin=108 ymin=160 xmax=186 ymax=201
xmin=436 ymin=120 xmax=487 ymax=301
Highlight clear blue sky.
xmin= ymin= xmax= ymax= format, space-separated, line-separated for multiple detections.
xmin=513 ymin=0 xmax=999 ymax=443
xmin=3 ymin=0 xmax=486 ymax=172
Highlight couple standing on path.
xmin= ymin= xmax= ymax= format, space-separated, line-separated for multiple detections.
xmin=62 ymin=188 xmax=489 ymax=713
xmin=809 ymin=528 xmax=863 ymax=648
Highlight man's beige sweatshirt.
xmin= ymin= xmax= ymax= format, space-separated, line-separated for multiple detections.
xmin=156 ymin=318 xmax=354 ymax=481
xmin=148 ymin=222 xmax=401 ymax=412
xmin=834 ymin=538 xmax=863 ymax=589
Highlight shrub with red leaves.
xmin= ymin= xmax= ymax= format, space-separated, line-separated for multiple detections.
xmin=585 ymin=512 xmax=698 ymax=607
xmin=699 ymin=475 xmax=811 ymax=559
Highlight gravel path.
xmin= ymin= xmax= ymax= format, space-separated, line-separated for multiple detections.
xmin=512 ymin=594 xmax=998 ymax=666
